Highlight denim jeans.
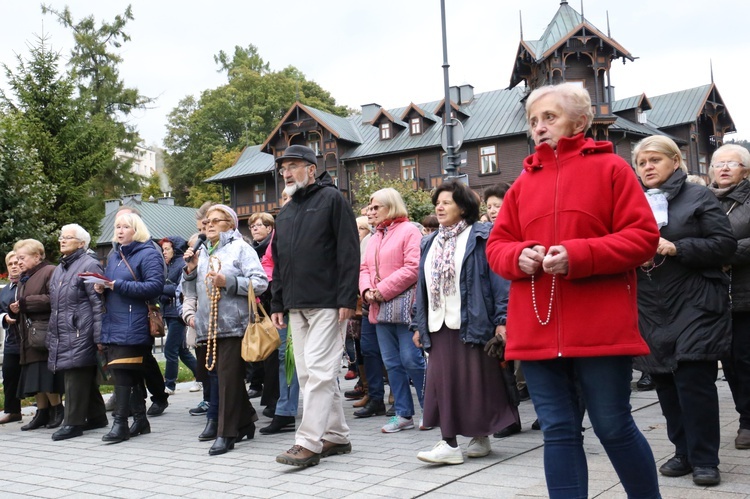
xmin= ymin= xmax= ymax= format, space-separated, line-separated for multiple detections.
xmin=522 ymin=356 xmax=660 ymax=499
xmin=275 ymin=321 xmax=300 ymax=417
xmin=164 ymin=317 xmax=197 ymax=390
xmin=360 ymin=315 xmax=384 ymax=401
xmin=376 ymin=322 xmax=426 ymax=418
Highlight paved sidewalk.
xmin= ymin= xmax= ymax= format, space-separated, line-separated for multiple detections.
xmin=0 ymin=371 xmax=747 ymax=498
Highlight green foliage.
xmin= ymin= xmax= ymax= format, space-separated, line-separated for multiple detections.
xmin=351 ymin=171 xmax=435 ymax=223
xmin=141 ymin=171 xmax=163 ymax=201
xmin=0 ymin=112 xmax=57 ymax=258
xmin=164 ymin=45 xmax=347 ymax=205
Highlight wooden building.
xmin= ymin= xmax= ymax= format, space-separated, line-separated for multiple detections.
xmin=205 ymin=0 xmax=736 ymax=225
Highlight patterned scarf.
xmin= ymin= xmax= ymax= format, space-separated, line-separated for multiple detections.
xmin=645 ymin=189 xmax=669 ymax=228
xmin=429 ymin=220 xmax=468 ymax=310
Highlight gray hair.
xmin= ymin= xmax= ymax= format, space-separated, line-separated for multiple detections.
xmin=526 ymin=83 xmax=594 ymax=133
xmin=61 ymin=223 xmax=91 ymax=249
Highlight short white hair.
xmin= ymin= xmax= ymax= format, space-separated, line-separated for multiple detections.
xmin=61 ymin=223 xmax=91 ymax=249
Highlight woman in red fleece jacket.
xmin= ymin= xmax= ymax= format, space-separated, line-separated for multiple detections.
xmin=486 ymin=83 xmax=661 ymax=499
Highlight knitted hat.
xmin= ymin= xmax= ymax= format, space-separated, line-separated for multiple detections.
xmin=210 ymin=204 xmax=239 ymax=229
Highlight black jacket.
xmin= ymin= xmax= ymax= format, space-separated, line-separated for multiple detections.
xmin=271 ymin=171 xmax=359 ymax=313
xmin=635 ymin=170 xmax=737 ymax=373
xmin=710 ymin=179 xmax=750 ymax=312
xmin=47 ymin=249 xmax=103 ymax=372
xmin=0 ymin=282 xmax=20 ymax=355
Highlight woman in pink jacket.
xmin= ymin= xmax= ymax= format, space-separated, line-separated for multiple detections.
xmin=360 ymin=188 xmax=425 ymax=434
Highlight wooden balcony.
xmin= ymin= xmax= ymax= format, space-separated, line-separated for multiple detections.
xmin=234 ymin=201 xmax=281 ymax=218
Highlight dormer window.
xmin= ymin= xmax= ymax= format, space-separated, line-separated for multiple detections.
xmin=380 ymin=123 xmax=391 ymax=140
xmin=410 ymin=118 xmax=422 ymax=136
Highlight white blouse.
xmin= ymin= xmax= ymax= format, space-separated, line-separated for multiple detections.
xmin=424 ymin=228 xmax=471 ymax=332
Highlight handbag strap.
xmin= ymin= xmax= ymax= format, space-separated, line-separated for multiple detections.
xmin=247 ymin=280 xmax=259 ymax=322
xmin=119 ymin=251 xmax=139 ymax=282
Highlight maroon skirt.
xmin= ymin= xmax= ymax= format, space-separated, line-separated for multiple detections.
xmin=422 ymin=324 xmax=518 ymax=437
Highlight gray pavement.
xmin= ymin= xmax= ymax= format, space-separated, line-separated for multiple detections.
xmin=0 ymin=369 xmax=748 ymax=498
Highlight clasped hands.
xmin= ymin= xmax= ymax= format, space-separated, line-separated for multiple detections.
xmin=519 ymin=244 xmax=568 ymax=276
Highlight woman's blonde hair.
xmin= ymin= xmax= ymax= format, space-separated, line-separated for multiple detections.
xmin=356 ymin=216 xmax=370 ymax=231
xmin=633 ymin=135 xmax=687 ymax=173
xmin=5 ymin=250 xmax=17 ymax=266
xmin=370 ymin=188 xmax=409 ymax=220
xmin=525 ymin=83 xmax=594 ymax=133
xmin=113 ymin=212 xmax=151 ymax=243
xmin=13 ymin=239 xmax=45 ymax=260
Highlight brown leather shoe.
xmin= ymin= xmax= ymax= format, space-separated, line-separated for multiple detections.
xmin=321 ymin=439 xmax=352 ymax=458
xmin=276 ymin=445 xmax=320 ymax=467
xmin=736 ymin=428 xmax=750 ymax=449
xmin=0 ymin=413 xmax=22 ymax=424
xmin=353 ymin=394 xmax=370 ymax=408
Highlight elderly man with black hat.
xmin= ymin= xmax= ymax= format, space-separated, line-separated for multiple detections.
xmin=271 ymin=145 xmax=360 ymax=467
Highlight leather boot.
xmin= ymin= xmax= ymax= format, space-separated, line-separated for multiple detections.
xmin=353 ymin=398 xmax=386 ymax=418
xmin=129 ymin=385 xmax=151 ymax=437
xmin=198 ymin=419 xmax=218 ymax=441
xmin=102 ymin=386 xmax=131 ymax=443
xmin=46 ymin=403 xmax=65 ymax=429
xmin=21 ymin=408 xmax=49 ymax=431
xmin=352 ymin=365 xmax=368 ymax=408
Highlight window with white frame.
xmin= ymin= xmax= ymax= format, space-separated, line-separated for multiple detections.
xmin=327 ymin=167 xmax=338 ymax=186
xmin=363 ymin=163 xmax=377 ymax=174
xmin=401 ymin=158 xmax=417 ymax=180
xmin=253 ymin=183 xmax=265 ymax=203
xmin=410 ymin=117 xmax=422 ymax=135
xmin=480 ymin=145 xmax=498 ymax=174
xmin=306 ymin=132 xmax=321 ymax=156
xmin=380 ymin=123 xmax=391 ymax=140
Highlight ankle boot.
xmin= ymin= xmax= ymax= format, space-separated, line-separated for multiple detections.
xmin=129 ymin=385 xmax=151 ymax=437
xmin=46 ymin=403 xmax=65 ymax=429
xmin=198 ymin=419 xmax=218 ymax=441
xmin=102 ymin=386 xmax=131 ymax=443
xmin=21 ymin=408 xmax=49 ymax=431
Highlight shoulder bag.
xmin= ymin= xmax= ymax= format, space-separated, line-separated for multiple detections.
xmin=120 ymin=252 xmax=165 ymax=338
xmin=374 ymin=242 xmax=415 ymax=325
xmin=241 ymin=283 xmax=280 ymax=362
xmin=25 ymin=318 xmax=49 ymax=350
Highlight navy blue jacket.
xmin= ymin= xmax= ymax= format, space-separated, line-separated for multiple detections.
xmin=0 ymin=282 xmax=20 ymax=355
xmin=412 ymin=223 xmax=509 ymax=351
xmin=101 ymin=241 xmax=165 ymax=346
xmin=160 ymin=236 xmax=187 ymax=318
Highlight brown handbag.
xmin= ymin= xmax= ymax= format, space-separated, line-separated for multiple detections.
xmin=241 ymin=283 xmax=280 ymax=362
xmin=119 ymin=252 xmax=166 ymax=338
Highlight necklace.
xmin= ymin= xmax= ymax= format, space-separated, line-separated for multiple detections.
xmin=205 ymin=256 xmax=222 ymax=371
xmin=639 ymin=255 xmax=667 ymax=280
xmin=531 ymin=274 xmax=555 ymax=326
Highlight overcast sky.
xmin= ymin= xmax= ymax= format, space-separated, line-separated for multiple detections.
xmin=2 ymin=0 xmax=748 ymax=148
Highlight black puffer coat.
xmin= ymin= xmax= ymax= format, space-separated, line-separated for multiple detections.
xmin=709 ymin=179 xmax=750 ymax=312
xmin=635 ymin=170 xmax=737 ymax=373
xmin=47 ymin=249 xmax=103 ymax=372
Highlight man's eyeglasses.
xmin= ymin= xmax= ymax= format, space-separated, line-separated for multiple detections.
xmin=278 ymin=163 xmax=311 ymax=175
xmin=711 ymin=161 xmax=745 ymax=170
xmin=205 ymin=217 xmax=231 ymax=225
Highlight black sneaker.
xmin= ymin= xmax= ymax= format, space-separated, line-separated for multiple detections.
xmin=692 ymin=466 xmax=720 ymax=486
xmin=636 ymin=373 xmax=655 ymax=391
xmin=189 ymin=400 xmax=209 ymax=416
xmin=147 ymin=400 xmax=168 ymax=417
xmin=659 ymin=455 xmax=692 ymax=477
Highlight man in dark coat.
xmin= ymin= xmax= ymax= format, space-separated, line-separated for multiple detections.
xmin=271 ymin=145 xmax=359 ymax=467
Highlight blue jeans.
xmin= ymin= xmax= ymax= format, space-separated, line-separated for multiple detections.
xmin=275 ymin=322 xmax=300 ymax=417
xmin=360 ymin=315 xmax=384 ymax=401
xmin=164 ymin=317 xmax=197 ymax=390
xmin=523 ymin=357 xmax=660 ymax=499
xmin=376 ymin=322 xmax=425 ymax=418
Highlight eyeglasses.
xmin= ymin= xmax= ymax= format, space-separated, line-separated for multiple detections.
xmin=58 ymin=236 xmax=80 ymax=242
xmin=205 ymin=217 xmax=231 ymax=225
xmin=249 ymin=223 xmax=268 ymax=229
xmin=7 ymin=262 xmax=19 ymax=266
xmin=278 ymin=163 xmax=311 ymax=175
xmin=369 ymin=205 xmax=385 ymax=211
xmin=711 ymin=161 xmax=745 ymax=169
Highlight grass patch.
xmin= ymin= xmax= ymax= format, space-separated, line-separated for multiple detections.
xmin=0 ymin=358 xmax=196 ymax=410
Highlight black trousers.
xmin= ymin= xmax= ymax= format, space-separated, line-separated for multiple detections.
xmin=142 ymin=348 xmax=168 ymax=404
xmin=196 ymin=344 xmax=210 ymax=403
xmin=215 ymin=337 xmax=256 ymax=437
xmin=2 ymin=352 xmax=22 ymax=414
xmin=260 ymin=350 xmax=280 ymax=408
xmin=724 ymin=311 xmax=750 ymax=430
xmin=63 ymin=366 xmax=106 ymax=426
xmin=652 ymin=361 xmax=720 ymax=467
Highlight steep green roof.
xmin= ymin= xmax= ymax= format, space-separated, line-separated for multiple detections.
xmin=205 ymin=145 xmax=275 ymax=182
xmin=647 ymin=84 xmax=713 ymax=128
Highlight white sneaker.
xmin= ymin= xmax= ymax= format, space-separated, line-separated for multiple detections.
xmin=164 ymin=387 xmax=175 ymax=395
xmin=419 ymin=417 xmax=434 ymax=431
xmin=417 ymin=440 xmax=464 ymax=464
xmin=189 ymin=381 xmax=203 ymax=393
xmin=381 ymin=416 xmax=415 ymax=433
xmin=467 ymin=436 xmax=491 ymax=458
